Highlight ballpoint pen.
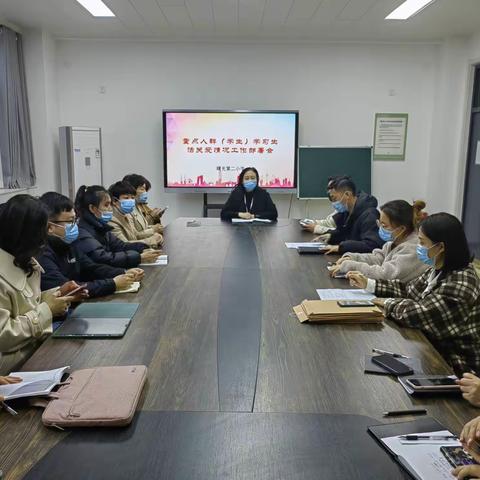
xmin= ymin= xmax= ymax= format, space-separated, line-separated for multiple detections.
xmin=372 ymin=348 xmax=410 ymax=359
xmin=1 ymin=401 xmax=18 ymax=416
xmin=399 ymin=435 xmax=457 ymax=441
xmin=383 ymin=408 xmax=427 ymax=417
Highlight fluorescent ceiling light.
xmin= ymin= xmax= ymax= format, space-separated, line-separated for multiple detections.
xmin=385 ymin=0 xmax=435 ymax=20
xmin=75 ymin=0 xmax=115 ymax=17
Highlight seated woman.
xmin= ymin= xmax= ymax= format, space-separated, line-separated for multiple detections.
xmin=220 ymin=167 xmax=278 ymax=221
xmin=38 ymin=192 xmax=143 ymax=297
xmin=123 ymin=173 xmax=166 ymax=231
xmin=0 ymin=195 xmax=71 ymax=374
xmin=75 ymin=185 xmax=160 ymax=269
xmin=348 ymin=213 xmax=480 ymax=375
xmin=330 ymin=200 xmax=428 ymax=282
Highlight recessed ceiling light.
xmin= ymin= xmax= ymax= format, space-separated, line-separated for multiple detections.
xmin=75 ymin=0 xmax=115 ymax=17
xmin=385 ymin=0 xmax=435 ymax=20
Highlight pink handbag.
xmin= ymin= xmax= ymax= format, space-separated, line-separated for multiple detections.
xmin=38 ymin=365 xmax=147 ymax=428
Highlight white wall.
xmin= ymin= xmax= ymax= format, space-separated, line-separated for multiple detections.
xmin=52 ymin=39 xmax=440 ymax=223
xmin=20 ymin=29 xmax=59 ymax=196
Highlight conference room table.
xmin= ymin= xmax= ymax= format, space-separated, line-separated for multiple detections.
xmin=1 ymin=218 xmax=479 ymax=479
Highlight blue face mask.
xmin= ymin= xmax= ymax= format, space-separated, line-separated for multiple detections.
xmin=119 ymin=198 xmax=135 ymax=215
xmin=243 ymin=180 xmax=257 ymax=192
xmin=138 ymin=192 xmax=148 ymax=204
xmin=63 ymin=223 xmax=79 ymax=244
xmin=416 ymin=244 xmax=435 ymax=266
xmin=331 ymin=193 xmax=348 ymax=213
xmin=378 ymin=226 xmax=394 ymax=242
xmin=99 ymin=211 xmax=113 ymax=224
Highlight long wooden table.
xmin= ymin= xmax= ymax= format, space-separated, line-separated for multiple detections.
xmin=1 ymin=218 xmax=478 ymax=479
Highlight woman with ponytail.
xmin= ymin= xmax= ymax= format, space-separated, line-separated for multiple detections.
xmin=330 ymin=200 xmax=428 ymax=282
xmin=75 ymin=185 xmax=160 ymax=268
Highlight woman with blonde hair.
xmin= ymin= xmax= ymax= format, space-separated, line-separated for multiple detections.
xmin=330 ymin=200 xmax=428 ymax=282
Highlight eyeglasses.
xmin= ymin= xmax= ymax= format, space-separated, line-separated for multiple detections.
xmin=49 ymin=219 xmax=78 ymax=228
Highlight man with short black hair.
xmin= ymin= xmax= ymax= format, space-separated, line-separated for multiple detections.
xmin=316 ymin=177 xmax=384 ymax=254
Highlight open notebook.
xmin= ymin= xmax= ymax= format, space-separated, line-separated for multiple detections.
xmin=369 ymin=417 xmax=464 ymax=480
xmin=0 ymin=366 xmax=69 ymax=400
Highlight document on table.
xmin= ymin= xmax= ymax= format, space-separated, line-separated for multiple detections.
xmin=382 ymin=430 xmax=461 ymax=479
xmin=232 ymin=218 xmax=272 ymax=223
xmin=285 ymin=242 xmax=327 ymax=249
xmin=114 ymin=281 xmax=140 ymax=294
xmin=316 ymin=289 xmax=376 ymax=301
xmin=139 ymin=255 xmax=168 ymax=266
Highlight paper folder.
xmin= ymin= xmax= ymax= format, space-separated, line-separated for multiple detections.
xmin=293 ymin=300 xmax=384 ymax=324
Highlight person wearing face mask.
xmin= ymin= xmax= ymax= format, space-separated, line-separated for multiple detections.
xmin=37 ymin=192 xmax=144 ymax=299
xmin=330 ymin=200 xmax=428 ymax=282
xmin=347 ymin=213 xmax=480 ymax=375
xmin=313 ymin=177 xmax=384 ymax=254
xmin=220 ymin=167 xmax=278 ymax=221
xmin=300 ymin=176 xmax=341 ymax=234
xmin=108 ymin=181 xmax=163 ymax=248
xmin=74 ymin=185 xmax=160 ymax=268
xmin=122 ymin=174 xmax=166 ymax=231
xmin=0 ymin=195 xmax=72 ymax=374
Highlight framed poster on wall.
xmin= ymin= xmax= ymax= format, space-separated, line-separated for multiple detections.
xmin=373 ymin=113 xmax=408 ymax=161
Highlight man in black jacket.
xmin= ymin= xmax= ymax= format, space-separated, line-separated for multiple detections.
xmin=38 ymin=193 xmax=143 ymax=297
xmin=316 ymin=177 xmax=384 ymax=255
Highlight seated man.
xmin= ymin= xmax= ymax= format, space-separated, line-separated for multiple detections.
xmin=316 ymin=177 xmax=384 ymax=254
xmin=108 ymin=181 xmax=163 ymax=248
xmin=38 ymin=192 xmax=143 ymax=297
xmin=301 ymin=176 xmax=340 ymax=235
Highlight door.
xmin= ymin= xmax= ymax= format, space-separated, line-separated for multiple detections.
xmin=462 ymin=66 xmax=480 ymax=259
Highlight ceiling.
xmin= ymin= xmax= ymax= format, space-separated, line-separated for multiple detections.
xmin=0 ymin=0 xmax=479 ymax=42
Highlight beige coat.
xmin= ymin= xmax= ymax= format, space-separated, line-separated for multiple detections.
xmin=137 ymin=203 xmax=161 ymax=226
xmin=131 ymin=205 xmax=155 ymax=236
xmin=109 ymin=206 xmax=162 ymax=248
xmin=0 ymin=248 xmax=53 ymax=374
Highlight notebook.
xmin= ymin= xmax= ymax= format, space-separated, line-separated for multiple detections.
xmin=114 ymin=281 xmax=141 ymax=294
xmin=368 ymin=417 xmax=462 ymax=480
xmin=0 ymin=366 xmax=70 ymax=400
xmin=52 ymin=303 xmax=139 ymax=338
xmin=139 ymin=255 xmax=168 ymax=267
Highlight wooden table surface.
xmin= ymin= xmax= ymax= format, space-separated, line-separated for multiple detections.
xmin=1 ymin=218 xmax=478 ymax=479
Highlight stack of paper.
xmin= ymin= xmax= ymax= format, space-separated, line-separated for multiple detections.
xmin=0 ymin=366 xmax=70 ymax=400
xmin=316 ymin=289 xmax=375 ymax=301
xmin=293 ymin=300 xmax=383 ymax=324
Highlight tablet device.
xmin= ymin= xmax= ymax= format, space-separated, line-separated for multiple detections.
xmin=52 ymin=317 xmax=132 ymax=338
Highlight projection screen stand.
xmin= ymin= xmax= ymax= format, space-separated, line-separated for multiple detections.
xmin=203 ymin=193 xmax=224 ymax=218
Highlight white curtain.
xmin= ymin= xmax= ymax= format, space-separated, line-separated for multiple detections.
xmin=0 ymin=25 xmax=35 ymax=188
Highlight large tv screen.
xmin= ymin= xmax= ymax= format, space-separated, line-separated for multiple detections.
xmin=163 ymin=110 xmax=298 ymax=192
